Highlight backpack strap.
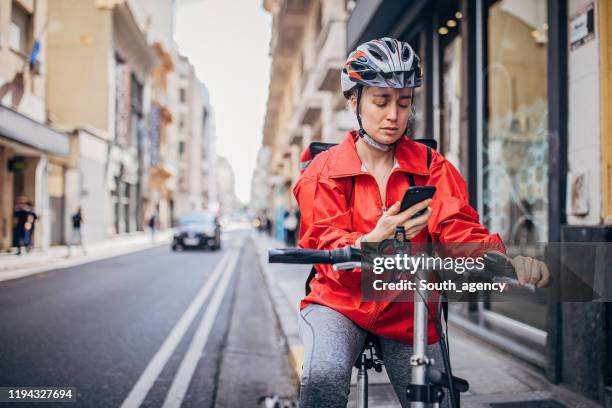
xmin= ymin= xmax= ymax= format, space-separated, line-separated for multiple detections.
xmin=347 ymin=176 xmax=355 ymax=206
xmin=305 ymin=266 xmax=316 ymax=295
xmin=407 ymin=173 xmax=416 ymax=186
xmin=441 ymin=296 xmax=449 ymax=323
xmin=406 ymin=146 xmax=432 ymax=186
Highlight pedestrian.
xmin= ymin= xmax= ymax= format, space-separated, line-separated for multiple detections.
xmin=148 ymin=214 xmax=157 ymax=242
xmin=283 ymin=207 xmax=298 ymax=246
xmin=12 ymin=196 xmax=29 ymax=255
xmin=257 ymin=211 xmax=266 ymax=233
xmin=265 ymin=214 xmax=273 ymax=236
xmin=68 ymin=207 xmax=86 ymax=256
xmin=293 ymin=37 xmax=551 ymax=408
xmin=23 ymin=201 xmax=38 ymax=253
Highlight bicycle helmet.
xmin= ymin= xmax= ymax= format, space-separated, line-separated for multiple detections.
xmin=341 ymin=37 xmax=422 ymax=151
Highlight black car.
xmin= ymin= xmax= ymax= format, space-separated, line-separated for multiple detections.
xmin=172 ymin=212 xmax=221 ymax=251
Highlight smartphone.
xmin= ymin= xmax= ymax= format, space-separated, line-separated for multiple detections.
xmin=399 ymin=186 xmax=436 ymax=217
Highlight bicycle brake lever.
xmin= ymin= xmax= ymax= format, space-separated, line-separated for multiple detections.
xmin=332 ymin=262 xmax=362 ymax=271
xmin=492 ymin=276 xmax=536 ymax=293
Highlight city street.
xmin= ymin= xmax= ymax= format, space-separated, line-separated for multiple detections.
xmin=0 ymin=229 xmax=296 ymax=407
xmin=0 ymin=1 xmax=610 ymax=406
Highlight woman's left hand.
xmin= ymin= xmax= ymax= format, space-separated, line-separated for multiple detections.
xmin=508 ymin=254 xmax=551 ymax=288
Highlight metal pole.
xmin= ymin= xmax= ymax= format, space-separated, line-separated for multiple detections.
xmin=411 ymin=258 xmax=429 ymax=408
xmin=357 ymin=354 xmax=368 ymax=408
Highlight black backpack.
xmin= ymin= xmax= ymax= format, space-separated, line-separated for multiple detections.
xmin=302 ymin=138 xmax=437 ymax=296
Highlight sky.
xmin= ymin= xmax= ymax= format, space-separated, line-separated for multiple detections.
xmin=174 ymin=0 xmax=272 ymax=204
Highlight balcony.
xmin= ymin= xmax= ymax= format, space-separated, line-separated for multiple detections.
xmin=150 ymin=156 xmax=176 ymax=181
xmin=267 ymin=0 xmax=308 ymax=58
xmin=313 ymin=19 xmax=347 ymax=92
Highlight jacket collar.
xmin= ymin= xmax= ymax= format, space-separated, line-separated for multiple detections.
xmin=328 ymin=131 xmax=430 ymax=178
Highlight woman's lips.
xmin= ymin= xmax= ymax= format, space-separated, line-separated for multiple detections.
xmin=381 ymin=128 xmax=398 ymax=134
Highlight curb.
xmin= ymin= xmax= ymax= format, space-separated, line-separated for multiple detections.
xmin=251 ymin=233 xmax=303 ymax=387
xmin=0 ymin=234 xmax=172 ymax=283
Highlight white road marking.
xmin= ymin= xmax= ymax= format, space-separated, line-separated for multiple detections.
xmin=161 ymin=251 xmax=240 ymax=408
xmin=120 ymin=250 xmax=234 ymax=408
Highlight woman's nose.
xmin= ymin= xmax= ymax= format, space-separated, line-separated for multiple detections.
xmin=386 ymin=105 xmax=399 ymax=121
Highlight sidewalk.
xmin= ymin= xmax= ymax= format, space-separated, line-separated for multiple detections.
xmin=0 ymin=230 xmax=172 ymax=283
xmin=252 ymin=231 xmax=603 ymax=408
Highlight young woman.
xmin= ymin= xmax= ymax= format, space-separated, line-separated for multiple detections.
xmin=293 ymin=38 xmax=550 ymax=408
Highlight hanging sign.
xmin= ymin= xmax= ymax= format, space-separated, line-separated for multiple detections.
xmin=570 ymin=3 xmax=595 ymax=51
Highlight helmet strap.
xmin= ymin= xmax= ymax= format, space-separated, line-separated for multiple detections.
xmin=355 ymin=85 xmax=392 ymax=152
xmin=403 ymin=99 xmax=417 ymax=137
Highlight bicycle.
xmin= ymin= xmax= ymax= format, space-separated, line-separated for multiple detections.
xmin=269 ymin=226 xmax=532 ymax=408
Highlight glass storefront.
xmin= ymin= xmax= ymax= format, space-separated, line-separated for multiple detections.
xmin=349 ymin=0 xmax=557 ymax=365
xmin=347 ymin=0 xmax=610 ymax=397
xmin=483 ymin=0 xmax=549 ymax=337
xmin=439 ymin=2 xmax=463 ymax=170
xmin=483 ymin=0 xmax=549 ymax=245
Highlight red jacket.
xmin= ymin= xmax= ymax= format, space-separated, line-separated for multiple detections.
xmin=293 ymin=131 xmax=505 ymax=344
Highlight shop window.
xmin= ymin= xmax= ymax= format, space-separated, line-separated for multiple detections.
xmin=438 ymin=1 xmax=463 ymax=169
xmin=483 ymin=0 xmax=549 ymax=334
xmin=483 ymin=0 xmax=549 ymax=245
xmin=10 ymin=3 xmax=32 ymax=55
xmin=115 ymin=60 xmax=132 ymax=147
xmin=130 ymin=74 xmax=143 ymax=115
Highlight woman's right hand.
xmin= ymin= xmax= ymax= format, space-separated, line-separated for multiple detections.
xmin=364 ymin=199 xmax=432 ymax=242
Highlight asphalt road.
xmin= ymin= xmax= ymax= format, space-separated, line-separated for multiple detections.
xmin=0 ymin=229 xmax=296 ymax=407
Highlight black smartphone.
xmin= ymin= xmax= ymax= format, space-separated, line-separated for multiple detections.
xmin=399 ymin=186 xmax=436 ymax=217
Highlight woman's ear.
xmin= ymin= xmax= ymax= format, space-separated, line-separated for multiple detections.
xmin=349 ymin=94 xmax=357 ymax=113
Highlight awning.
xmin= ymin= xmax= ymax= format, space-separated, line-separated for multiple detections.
xmin=0 ymin=104 xmax=69 ymax=157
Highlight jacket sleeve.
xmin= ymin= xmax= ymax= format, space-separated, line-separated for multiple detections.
xmin=427 ymin=152 xmax=506 ymax=254
xmin=293 ymin=174 xmax=362 ymax=250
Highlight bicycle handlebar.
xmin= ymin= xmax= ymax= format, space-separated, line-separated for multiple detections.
xmin=267 ymin=246 xmax=537 ymax=291
xmin=268 ymin=246 xmax=361 ymax=265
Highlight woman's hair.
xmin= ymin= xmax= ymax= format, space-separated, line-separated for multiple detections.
xmin=344 ymin=86 xmax=359 ymax=111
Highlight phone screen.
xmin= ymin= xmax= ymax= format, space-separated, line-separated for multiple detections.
xmin=400 ymin=186 xmax=436 ymax=216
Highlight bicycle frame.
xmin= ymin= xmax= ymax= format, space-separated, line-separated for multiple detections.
xmin=333 ymin=230 xmax=450 ymax=408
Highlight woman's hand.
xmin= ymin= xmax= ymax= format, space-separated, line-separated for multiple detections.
xmin=511 ymin=255 xmax=551 ymax=288
xmin=364 ymin=199 xmax=432 ymax=242
xmin=489 ymin=251 xmax=551 ymax=288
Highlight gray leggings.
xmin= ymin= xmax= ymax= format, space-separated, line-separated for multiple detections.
xmin=298 ymin=304 xmax=450 ymax=408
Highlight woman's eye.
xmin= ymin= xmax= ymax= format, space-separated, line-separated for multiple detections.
xmin=399 ymin=104 xmax=409 ymax=109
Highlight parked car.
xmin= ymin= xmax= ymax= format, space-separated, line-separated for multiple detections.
xmin=172 ymin=212 xmax=221 ymax=251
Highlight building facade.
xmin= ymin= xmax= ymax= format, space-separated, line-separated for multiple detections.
xmin=47 ymin=0 xmax=156 ymax=241
xmin=262 ymin=0 xmax=352 ymax=240
xmin=346 ymin=0 xmax=611 ymax=404
xmin=0 ymin=0 xmax=71 ymax=251
xmin=197 ymin=82 xmax=218 ymax=213
xmin=216 ymin=155 xmax=238 ymax=218
xmin=173 ymin=55 xmax=208 ymax=217
xmin=2 ymin=0 xmax=217 ymax=249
